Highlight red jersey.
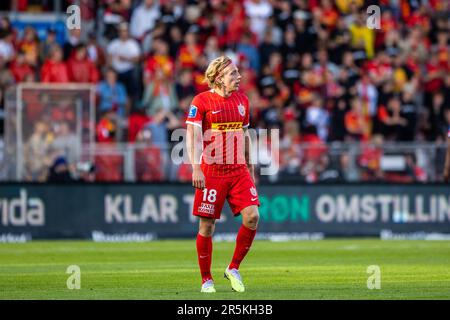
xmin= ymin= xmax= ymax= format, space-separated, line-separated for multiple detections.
xmin=186 ymin=90 xmax=250 ymax=177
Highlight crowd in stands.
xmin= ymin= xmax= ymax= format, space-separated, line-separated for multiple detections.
xmin=0 ymin=0 xmax=449 ymax=183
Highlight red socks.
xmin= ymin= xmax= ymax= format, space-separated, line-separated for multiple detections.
xmin=229 ymin=224 xmax=257 ymax=270
xmin=196 ymin=233 xmax=213 ymax=283
xmin=197 ymin=225 xmax=256 ymax=283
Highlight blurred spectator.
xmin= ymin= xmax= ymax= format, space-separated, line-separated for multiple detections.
xmin=24 ymin=120 xmax=54 ymax=181
xmin=63 ymin=28 xmax=83 ymax=60
xmin=51 ymin=99 xmax=76 ymax=123
xmin=259 ymin=30 xmax=279 ymax=67
xmin=141 ymin=68 xmax=178 ymax=116
xmin=96 ymin=109 xmax=117 ymax=143
xmin=134 ymin=126 xmax=164 ymax=182
xmin=279 ymin=111 xmax=301 ymax=175
xmin=40 ymin=45 xmax=69 ymax=82
xmin=356 ymin=73 xmax=378 ymax=117
xmin=404 ymin=153 xmax=427 ymax=183
xmin=329 ymin=98 xmax=348 ymax=141
xmin=399 ymin=90 xmax=418 ymax=141
xmin=128 ymin=110 xmax=151 ymax=142
xmin=0 ymin=29 xmax=15 ymax=63
xmin=204 ymin=36 xmax=221 ymax=62
xmin=130 ymin=0 xmax=161 ymax=43
xmin=96 ymin=68 xmax=128 ymax=116
xmin=107 ymin=22 xmax=141 ymax=101
xmin=52 ymin=121 xmax=79 ymax=164
xmin=177 ymin=30 xmax=202 ymax=70
xmin=317 ymin=154 xmax=342 ymax=182
xmin=86 ymin=32 xmax=106 ymax=67
xmin=338 ymin=151 xmax=360 ymax=182
xmin=76 ymin=161 xmax=96 ymax=182
xmin=168 ymin=24 xmax=183 ymax=58
xmin=345 ymin=97 xmax=371 ymax=141
xmin=349 ymin=12 xmax=375 ymax=59
xmin=10 ymin=50 xmax=34 ymax=82
xmin=237 ymin=32 xmax=260 ymax=72
xmin=0 ymin=55 xmax=14 ymax=103
xmin=143 ymin=38 xmax=174 ymax=84
xmin=47 ymin=156 xmax=75 ymax=182
xmin=305 ymin=95 xmax=329 ymax=141
xmin=359 ymin=135 xmax=384 ymax=181
xmin=39 ymin=29 xmax=58 ymax=62
xmin=428 ymin=91 xmax=447 ymax=141
xmin=0 ymin=16 xmax=13 ymax=34
xmin=67 ymin=44 xmax=100 ymax=83
xmin=175 ymin=68 xmax=196 ymax=101
xmin=378 ymin=96 xmax=408 ymax=141
xmin=1 ymin=0 xmax=449 ymax=183
xmin=244 ymin=0 xmax=273 ymax=43
xmin=280 ymin=25 xmax=299 ymax=65
xmin=102 ymin=0 xmax=132 ymax=41
xmin=143 ymin=106 xmax=180 ymax=149
xmin=17 ymin=26 xmax=39 ymax=67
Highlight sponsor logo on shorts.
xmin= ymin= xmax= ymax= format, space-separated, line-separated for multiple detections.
xmin=198 ymin=203 xmax=215 ymax=214
xmin=211 ymin=122 xmax=243 ymax=132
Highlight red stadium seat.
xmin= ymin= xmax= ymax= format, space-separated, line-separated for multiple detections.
xmin=135 ymin=146 xmax=164 ymax=182
xmin=95 ymin=154 xmax=124 ymax=182
xmin=177 ymin=163 xmax=193 ymax=182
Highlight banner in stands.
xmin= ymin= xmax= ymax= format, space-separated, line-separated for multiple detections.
xmin=1 ymin=184 xmax=449 ymax=241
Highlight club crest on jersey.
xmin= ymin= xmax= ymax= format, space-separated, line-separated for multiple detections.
xmin=188 ymin=105 xmax=197 ymax=118
xmin=238 ymin=104 xmax=245 ymax=116
xmin=250 ymin=187 xmax=257 ymax=196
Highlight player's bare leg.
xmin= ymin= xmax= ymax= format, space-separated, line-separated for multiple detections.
xmin=225 ymin=205 xmax=259 ymax=292
xmin=198 ymin=217 xmax=216 ymax=292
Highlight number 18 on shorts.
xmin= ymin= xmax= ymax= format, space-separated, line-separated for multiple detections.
xmin=193 ymin=171 xmax=260 ymax=220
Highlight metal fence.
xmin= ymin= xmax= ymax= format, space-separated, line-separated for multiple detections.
xmin=2 ymin=135 xmax=448 ymax=183
xmin=16 ymin=140 xmax=445 ymax=183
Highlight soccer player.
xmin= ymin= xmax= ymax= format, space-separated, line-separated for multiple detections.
xmin=185 ymin=56 xmax=260 ymax=293
xmin=444 ymin=124 xmax=450 ymax=182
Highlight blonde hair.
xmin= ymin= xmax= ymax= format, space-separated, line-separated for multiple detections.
xmin=204 ymin=56 xmax=232 ymax=89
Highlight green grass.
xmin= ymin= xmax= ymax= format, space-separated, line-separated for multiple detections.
xmin=0 ymin=239 xmax=449 ymax=300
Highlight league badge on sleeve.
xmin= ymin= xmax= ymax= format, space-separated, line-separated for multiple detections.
xmin=188 ymin=105 xmax=198 ymax=118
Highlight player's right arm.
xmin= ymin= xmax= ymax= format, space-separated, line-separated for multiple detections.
xmin=186 ymin=98 xmax=205 ymax=189
xmin=187 ymin=123 xmax=205 ymax=189
xmin=444 ymin=128 xmax=450 ymax=182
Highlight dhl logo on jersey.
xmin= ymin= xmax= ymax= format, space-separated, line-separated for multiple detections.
xmin=211 ymin=122 xmax=243 ymax=132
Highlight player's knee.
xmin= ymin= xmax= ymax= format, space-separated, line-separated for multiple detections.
xmin=243 ymin=208 xmax=259 ymax=229
xmin=199 ymin=219 xmax=215 ymax=237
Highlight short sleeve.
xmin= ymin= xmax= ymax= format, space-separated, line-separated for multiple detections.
xmin=106 ymin=41 xmax=116 ymax=55
xmin=129 ymin=40 xmax=141 ymax=57
xmin=242 ymin=95 xmax=250 ymax=128
xmin=185 ymin=95 xmax=205 ymax=128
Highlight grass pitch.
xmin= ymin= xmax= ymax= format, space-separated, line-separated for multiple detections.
xmin=0 ymin=239 xmax=449 ymax=300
